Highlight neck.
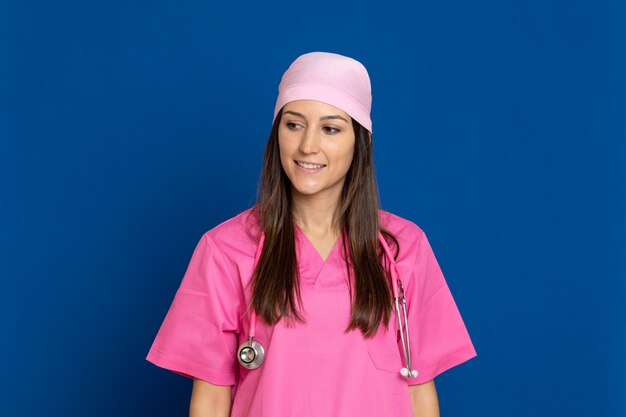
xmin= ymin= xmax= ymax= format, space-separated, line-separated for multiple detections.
xmin=291 ymin=189 xmax=341 ymax=236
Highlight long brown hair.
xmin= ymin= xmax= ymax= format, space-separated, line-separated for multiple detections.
xmin=246 ymin=107 xmax=399 ymax=338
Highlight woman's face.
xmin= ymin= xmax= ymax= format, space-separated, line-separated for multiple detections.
xmin=278 ymin=99 xmax=356 ymax=202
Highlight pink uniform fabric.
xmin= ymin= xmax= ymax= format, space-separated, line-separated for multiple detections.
xmin=273 ymin=51 xmax=373 ymax=133
xmin=146 ymin=207 xmax=477 ymax=416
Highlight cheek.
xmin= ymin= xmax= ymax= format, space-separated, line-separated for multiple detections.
xmin=278 ymin=138 xmax=298 ymax=171
xmin=277 ymin=133 xmax=290 ymax=158
xmin=334 ymin=143 xmax=355 ymax=169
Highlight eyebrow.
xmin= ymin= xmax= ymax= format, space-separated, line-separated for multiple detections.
xmin=283 ymin=110 xmax=349 ymax=123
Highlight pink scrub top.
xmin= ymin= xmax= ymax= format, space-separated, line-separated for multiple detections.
xmin=146 ymin=207 xmax=477 ymax=417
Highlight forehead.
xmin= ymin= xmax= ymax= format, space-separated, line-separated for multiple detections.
xmin=283 ymin=99 xmax=351 ymax=119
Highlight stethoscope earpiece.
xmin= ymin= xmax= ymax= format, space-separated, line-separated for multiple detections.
xmin=237 ymin=337 xmax=265 ymax=369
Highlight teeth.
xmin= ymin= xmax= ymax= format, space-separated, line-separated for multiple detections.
xmin=297 ymin=161 xmax=325 ymax=169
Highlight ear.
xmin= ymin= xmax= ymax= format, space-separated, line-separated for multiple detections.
xmin=368 ymin=131 xmax=372 ymax=144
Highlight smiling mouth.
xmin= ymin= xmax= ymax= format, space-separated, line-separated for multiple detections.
xmin=295 ymin=160 xmax=327 ymax=169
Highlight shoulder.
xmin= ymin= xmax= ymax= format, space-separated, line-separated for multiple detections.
xmin=378 ymin=208 xmax=429 ymax=269
xmin=378 ymin=208 xmax=426 ymax=245
xmin=201 ymin=206 xmax=260 ymax=257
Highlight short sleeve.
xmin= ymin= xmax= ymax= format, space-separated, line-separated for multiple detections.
xmin=145 ymin=234 xmax=242 ymax=386
xmin=401 ymin=229 xmax=477 ymax=385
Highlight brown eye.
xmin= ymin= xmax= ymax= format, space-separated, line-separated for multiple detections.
xmin=323 ymin=126 xmax=340 ymax=134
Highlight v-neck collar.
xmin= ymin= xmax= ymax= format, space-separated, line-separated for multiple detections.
xmin=293 ymin=222 xmax=351 ymax=290
xmin=293 ymin=221 xmax=342 ymax=264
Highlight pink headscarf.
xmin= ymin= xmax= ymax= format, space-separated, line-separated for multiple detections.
xmin=273 ymin=51 xmax=373 ymax=133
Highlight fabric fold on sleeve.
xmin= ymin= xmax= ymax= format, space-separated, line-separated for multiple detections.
xmin=400 ymin=229 xmax=477 ymax=385
xmin=146 ymin=233 xmax=242 ymax=386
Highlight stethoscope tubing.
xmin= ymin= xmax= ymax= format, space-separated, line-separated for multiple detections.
xmin=238 ymin=228 xmax=418 ymax=379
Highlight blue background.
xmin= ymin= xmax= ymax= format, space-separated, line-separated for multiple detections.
xmin=1 ymin=0 xmax=624 ymax=416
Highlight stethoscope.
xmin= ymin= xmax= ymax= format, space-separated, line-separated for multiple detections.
xmin=237 ymin=230 xmax=419 ymax=379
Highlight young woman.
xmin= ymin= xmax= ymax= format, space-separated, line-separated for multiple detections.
xmin=146 ymin=51 xmax=477 ymax=417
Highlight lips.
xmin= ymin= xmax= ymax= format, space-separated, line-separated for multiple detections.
xmin=295 ymin=160 xmax=327 ymax=169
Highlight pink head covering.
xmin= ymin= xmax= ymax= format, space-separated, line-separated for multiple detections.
xmin=273 ymin=51 xmax=373 ymax=133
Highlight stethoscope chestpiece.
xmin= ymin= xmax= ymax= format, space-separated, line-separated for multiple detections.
xmin=237 ymin=337 xmax=265 ymax=369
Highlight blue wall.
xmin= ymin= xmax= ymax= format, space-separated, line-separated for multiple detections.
xmin=1 ymin=0 xmax=624 ymax=415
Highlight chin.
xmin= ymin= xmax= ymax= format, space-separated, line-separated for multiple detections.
xmin=294 ymin=188 xmax=321 ymax=196
xmin=291 ymin=184 xmax=324 ymax=196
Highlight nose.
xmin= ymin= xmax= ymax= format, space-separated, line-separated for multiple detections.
xmin=298 ymin=126 xmax=321 ymax=154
